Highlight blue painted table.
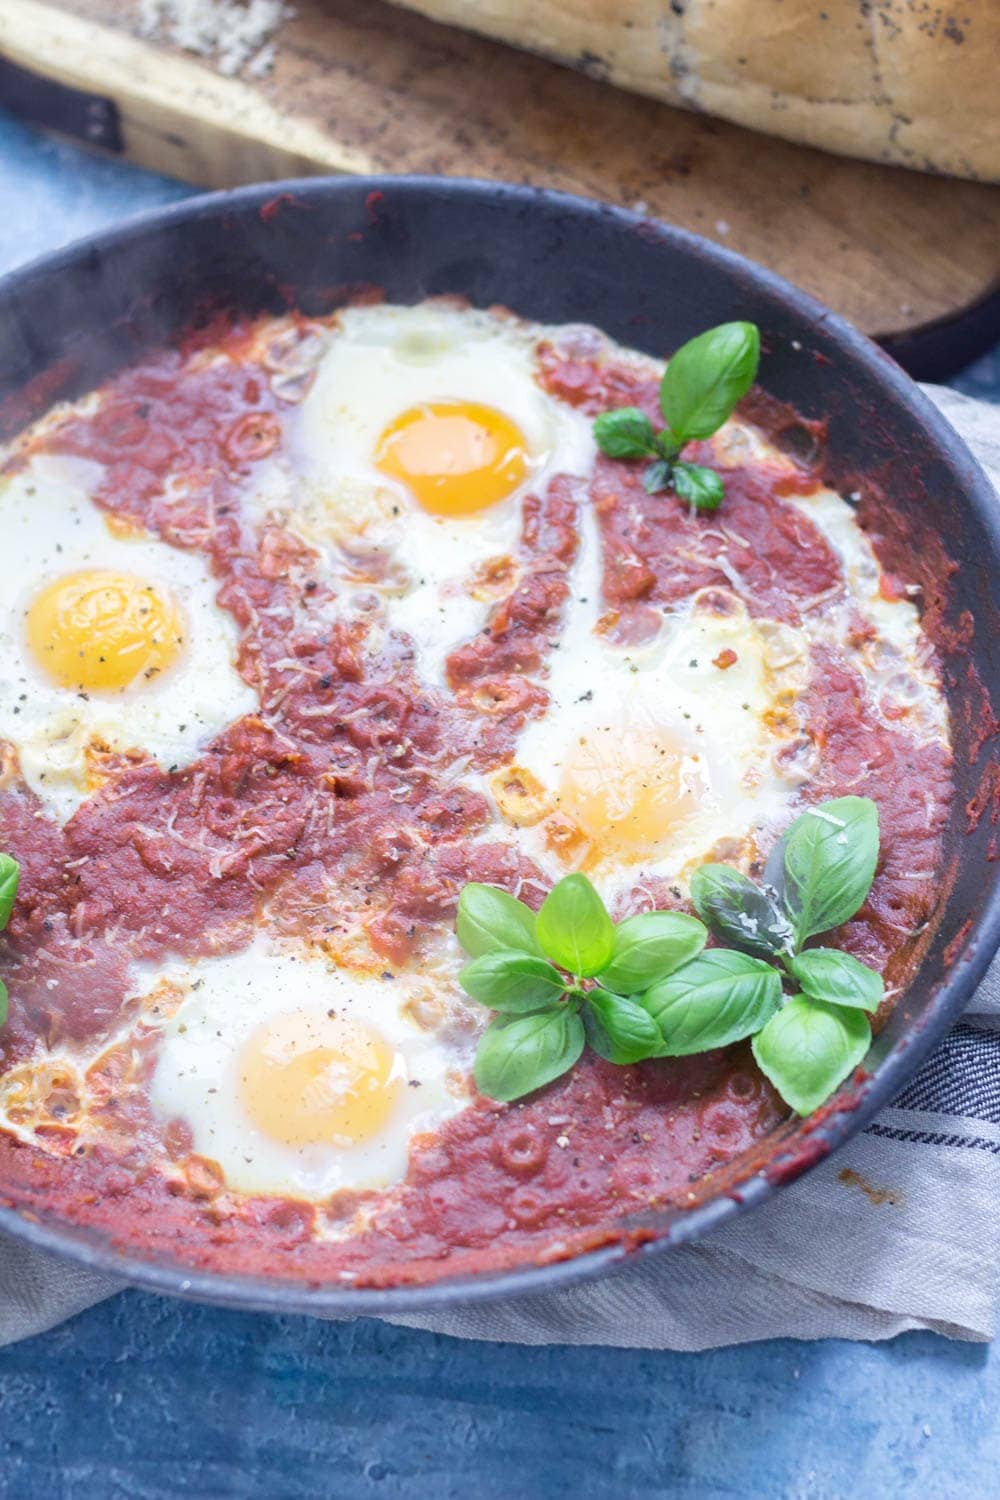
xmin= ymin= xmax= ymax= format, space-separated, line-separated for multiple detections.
xmin=1 ymin=108 xmax=998 ymax=1499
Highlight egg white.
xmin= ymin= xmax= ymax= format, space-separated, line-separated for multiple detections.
xmin=707 ymin=419 xmax=949 ymax=747
xmin=148 ymin=937 xmax=472 ymax=1200
xmin=782 ymin=485 xmax=949 ymax=744
xmin=0 ymin=453 xmax=257 ymax=821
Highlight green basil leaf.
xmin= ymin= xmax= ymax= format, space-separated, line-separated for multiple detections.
xmin=642 ymin=948 xmax=782 ymax=1056
xmin=593 ymin=407 xmax=657 ymax=459
xmin=456 ymin=883 xmax=540 ymax=958
xmin=689 ymin=864 xmax=794 ymax=959
xmin=474 ymin=1007 xmax=585 ymax=1102
xmin=788 ymin=949 xmax=884 ymax=1012
xmin=781 ymin=796 xmax=880 ymax=946
xmin=536 ymin=873 xmax=615 ymax=978
xmin=459 ymin=952 xmax=566 ymax=1012
xmin=600 ymin=910 xmax=706 ymax=993
xmin=643 ymin=459 xmax=673 ymax=494
xmin=672 ymin=462 xmax=725 ymax=511
xmin=659 ymin=322 xmax=760 ymax=443
xmin=0 ymin=978 xmax=7 ymax=1028
xmin=0 ymin=854 xmax=19 ymax=930
xmin=752 ymin=997 xmax=871 ymax=1116
xmin=584 ymin=988 xmax=663 ymax=1064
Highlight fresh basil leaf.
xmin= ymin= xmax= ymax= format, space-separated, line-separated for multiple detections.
xmin=659 ymin=322 xmax=760 ymax=443
xmin=689 ymin=864 xmax=794 ymax=959
xmin=600 ymin=910 xmax=706 ymax=993
xmin=0 ymin=978 xmax=7 ymax=1028
xmin=0 ymin=854 xmax=19 ymax=930
xmin=781 ymin=796 xmax=879 ymax=946
xmin=788 ymin=949 xmax=884 ymax=1012
xmin=593 ymin=407 xmax=657 ymax=459
xmin=474 ymin=1007 xmax=585 ymax=1102
xmin=642 ymin=948 xmax=782 ymax=1056
xmin=536 ymin=873 xmax=615 ymax=978
xmin=752 ymin=997 xmax=871 ymax=1116
xmin=456 ymin=883 xmax=540 ymax=959
xmin=459 ymin=952 xmax=566 ymax=1012
xmin=643 ymin=459 xmax=673 ymax=494
xmin=672 ymin=462 xmax=724 ymax=511
xmin=584 ymin=988 xmax=663 ymax=1065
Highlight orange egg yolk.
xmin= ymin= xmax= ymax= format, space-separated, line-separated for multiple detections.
xmin=375 ymin=399 xmax=530 ymax=515
xmin=555 ymin=726 xmax=701 ymax=867
xmin=238 ymin=1012 xmax=404 ymax=1148
xmin=26 ymin=569 xmax=185 ymax=693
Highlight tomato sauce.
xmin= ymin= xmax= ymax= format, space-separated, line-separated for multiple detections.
xmin=0 ymin=311 xmax=953 ymax=1285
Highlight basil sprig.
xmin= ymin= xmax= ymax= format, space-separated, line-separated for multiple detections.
xmin=456 ymin=796 xmax=883 ymax=1116
xmin=457 ymin=877 xmax=701 ymax=1102
xmin=592 ymin=321 xmax=760 ymax=509
xmin=0 ymin=852 xmax=20 ymax=1028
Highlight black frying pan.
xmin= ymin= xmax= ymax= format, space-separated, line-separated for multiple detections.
xmin=0 ymin=177 xmax=997 ymax=1317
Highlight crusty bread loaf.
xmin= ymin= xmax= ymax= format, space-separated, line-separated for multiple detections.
xmin=386 ymin=0 xmax=1000 ymax=180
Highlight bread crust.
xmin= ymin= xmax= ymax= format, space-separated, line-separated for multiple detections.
xmin=386 ymin=0 xmax=1000 ymax=180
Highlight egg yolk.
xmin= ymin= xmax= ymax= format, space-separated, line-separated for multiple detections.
xmin=239 ymin=1012 xmax=404 ymax=1148
xmin=26 ymin=569 xmax=185 ymax=693
xmin=375 ymin=400 xmax=530 ymax=515
xmin=554 ymin=725 xmax=701 ymax=867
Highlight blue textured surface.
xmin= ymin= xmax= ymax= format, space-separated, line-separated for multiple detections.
xmin=1 ymin=1295 xmax=998 ymax=1499
xmin=0 ymin=106 xmax=998 ymax=1498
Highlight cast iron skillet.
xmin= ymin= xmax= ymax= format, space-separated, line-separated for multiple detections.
xmin=0 ymin=177 xmax=998 ymax=1317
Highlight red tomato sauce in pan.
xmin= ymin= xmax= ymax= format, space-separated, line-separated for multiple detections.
xmin=0 ymin=307 xmax=952 ymax=1285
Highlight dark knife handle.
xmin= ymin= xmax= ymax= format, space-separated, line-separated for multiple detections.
xmin=0 ymin=54 xmax=122 ymax=153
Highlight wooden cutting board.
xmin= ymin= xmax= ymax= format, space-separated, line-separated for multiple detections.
xmin=1 ymin=0 xmax=998 ymax=363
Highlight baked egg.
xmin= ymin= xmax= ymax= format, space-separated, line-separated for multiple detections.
xmin=0 ymin=453 xmax=256 ymax=820
xmin=148 ymin=937 xmax=470 ymax=1200
xmin=249 ymin=303 xmax=595 ymax=681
